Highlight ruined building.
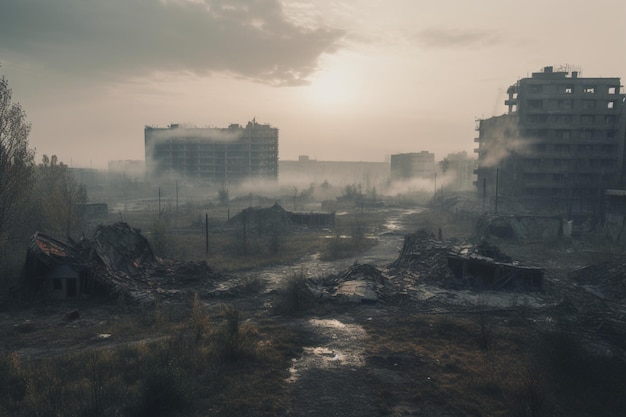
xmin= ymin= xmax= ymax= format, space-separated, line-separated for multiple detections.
xmin=474 ymin=66 xmax=626 ymax=214
xmin=145 ymin=120 xmax=278 ymax=183
xmin=390 ymin=151 xmax=436 ymax=180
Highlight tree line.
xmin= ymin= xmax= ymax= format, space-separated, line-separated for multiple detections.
xmin=0 ymin=75 xmax=87 ymax=285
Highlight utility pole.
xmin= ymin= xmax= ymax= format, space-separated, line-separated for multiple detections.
xmin=433 ymin=172 xmax=437 ymax=206
xmin=205 ymin=213 xmax=209 ymax=256
xmin=482 ymin=178 xmax=487 ymax=212
xmin=494 ymin=168 xmax=499 ymax=214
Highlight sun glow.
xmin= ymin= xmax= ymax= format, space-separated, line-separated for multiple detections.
xmin=303 ymin=65 xmax=358 ymax=111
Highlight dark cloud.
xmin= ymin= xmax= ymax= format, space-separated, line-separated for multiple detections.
xmin=0 ymin=0 xmax=345 ymax=85
xmin=415 ymin=28 xmax=499 ymax=49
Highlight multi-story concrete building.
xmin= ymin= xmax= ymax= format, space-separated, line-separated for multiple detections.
xmin=440 ymin=151 xmax=476 ymax=191
xmin=475 ymin=66 xmax=626 ymax=214
xmin=390 ymin=151 xmax=436 ymax=180
xmin=145 ymin=120 xmax=278 ymax=183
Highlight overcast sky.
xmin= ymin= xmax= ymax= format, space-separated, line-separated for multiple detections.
xmin=1 ymin=0 xmax=625 ymax=168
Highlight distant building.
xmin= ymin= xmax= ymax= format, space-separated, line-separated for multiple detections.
xmin=474 ymin=66 xmax=626 ymax=214
xmin=108 ymin=160 xmax=145 ymax=181
xmin=279 ymin=155 xmax=389 ymax=186
xmin=440 ymin=151 xmax=476 ymax=191
xmin=145 ymin=120 xmax=278 ymax=183
xmin=390 ymin=151 xmax=436 ymax=180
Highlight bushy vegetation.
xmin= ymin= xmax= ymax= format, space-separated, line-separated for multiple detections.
xmin=273 ymin=268 xmax=315 ymax=315
xmin=0 ymin=298 xmax=300 ymax=417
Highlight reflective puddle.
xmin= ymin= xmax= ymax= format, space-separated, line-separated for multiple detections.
xmin=287 ymin=318 xmax=367 ymax=383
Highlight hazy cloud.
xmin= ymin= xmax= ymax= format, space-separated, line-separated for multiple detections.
xmin=0 ymin=0 xmax=345 ymax=85
xmin=415 ymin=28 xmax=499 ymax=49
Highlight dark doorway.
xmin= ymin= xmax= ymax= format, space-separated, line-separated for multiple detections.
xmin=66 ymin=279 xmax=77 ymax=297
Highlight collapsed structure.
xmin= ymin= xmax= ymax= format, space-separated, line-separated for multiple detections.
xmin=228 ymin=203 xmax=335 ymax=230
xmin=145 ymin=120 xmax=279 ymax=184
xmin=23 ymin=223 xmax=224 ymax=304
xmin=475 ymin=66 xmax=626 ymax=215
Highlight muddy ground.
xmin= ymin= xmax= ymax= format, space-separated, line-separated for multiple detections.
xmin=3 ymin=207 xmax=626 ymax=416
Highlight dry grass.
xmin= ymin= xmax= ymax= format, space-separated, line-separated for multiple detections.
xmin=0 ymin=301 xmax=301 ymax=417
xmin=364 ymin=312 xmax=626 ymax=417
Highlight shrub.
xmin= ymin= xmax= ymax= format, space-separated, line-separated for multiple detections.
xmin=274 ymin=268 xmax=314 ymax=315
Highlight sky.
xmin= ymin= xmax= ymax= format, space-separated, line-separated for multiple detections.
xmin=1 ymin=0 xmax=625 ymax=169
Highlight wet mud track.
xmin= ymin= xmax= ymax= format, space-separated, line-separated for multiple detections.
xmin=259 ymin=209 xmax=423 ymax=416
xmin=285 ymin=314 xmax=380 ymax=417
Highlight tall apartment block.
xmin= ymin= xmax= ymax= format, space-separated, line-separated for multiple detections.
xmin=390 ymin=151 xmax=436 ymax=180
xmin=475 ymin=66 xmax=626 ymax=214
xmin=145 ymin=120 xmax=278 ymax=183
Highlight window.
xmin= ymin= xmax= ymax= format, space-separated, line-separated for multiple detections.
xmin=601 ymin=159 xmax=615 ymax=167
xmin=560 ymin=84 xmax=574 ymax=94
xmin=53 ymin=279 xmax=63 ymax=290
xmin=529 ymin=85 xmax=543 ymax=94
xmin=580 ymin=130 xmax=594 ymax=139
xmin=530 ymin=144 xmax=547 ymax=152
xmin=555 ymin=144 xmax=571 ymax=153
xmin=558 ymin=100 xmax=573 ymax=109
xmin=583 ymin=86 xmax=596 ymax=94
xmin=528 ymin=99 xmax=543 ymax=109
xmin=580 ymin=115 xmax=594 ymax=125
xmin=526 ymin=159 xmax=540 ymax=167
xmin=608 ymin=86 xmax=617 ymax=94
xmin=607 ymin=101 xmax=615 ymax=109
xmin=599 ymin=145 xmax=614 ymax=153
xmin=578 ymin=144 xmax=593 ymax=152
xmin=557 ymin=130 xmax=571 ymax=139
xmin=605 ymin=115 xmax=616 ymax=124
xmin=582 ymin=100 xmax=596 ymax=110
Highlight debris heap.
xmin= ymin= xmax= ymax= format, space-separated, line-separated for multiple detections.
xmin=390 ymin=229 xmax=543 ymax=291
xmin=25 ymin=222 xmax=226 ymax=304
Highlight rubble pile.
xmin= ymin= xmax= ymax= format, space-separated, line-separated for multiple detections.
xmin=25 ymin=222 xmax=228 ymax=304
xmin=569 ymin=260 xmax=626 ymax=302
xmin=389 ymin=229 xmax=543 ymax=291
xmin=305 ymin=263 xmax=387 ymax=303
xmin=555 ymin=261 xmax=626 ymax=353
xmin=390 ymin=230 xmax=455 ymax=286
xmin=304 ymin=262 xmax=451 ymax=305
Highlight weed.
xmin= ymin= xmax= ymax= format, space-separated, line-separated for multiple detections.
xmin=189 ymin=292 xmax=209 ymax=343
xmin=274 ymin=268 xmax=314 ymax=315
xmin=212 ymin=304 xmax=258 ymax=362
xmin=475 ymin=298 xmax=494 ymax=350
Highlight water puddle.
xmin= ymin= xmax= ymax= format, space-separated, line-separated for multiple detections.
xmin=287 ymin=318 xmax=366 ymax=383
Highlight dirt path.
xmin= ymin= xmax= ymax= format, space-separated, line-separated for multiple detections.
xmin=238 ymin=208 xmax=421 ymax=291
xmin=285 ymin=314 xmax=381 ymax=417
xmin=273 ymin=209 xmax=422 ymax=417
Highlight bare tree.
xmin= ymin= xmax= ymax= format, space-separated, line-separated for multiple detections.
xmin=35 ymin=155 xmax=87 ymax=239
xmin=0 ymin=75 xmax=35 ymax=274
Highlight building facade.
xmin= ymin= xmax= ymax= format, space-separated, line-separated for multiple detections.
xmin=390 ymin=151 xmax=436 ymax=180
xmin=440 ymin=151 xmax=476 ymax=191
xmin=475 ymin=66 xmax=626 ymax=214
xmin=145 ymin=120 xmax=278 ymax=183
